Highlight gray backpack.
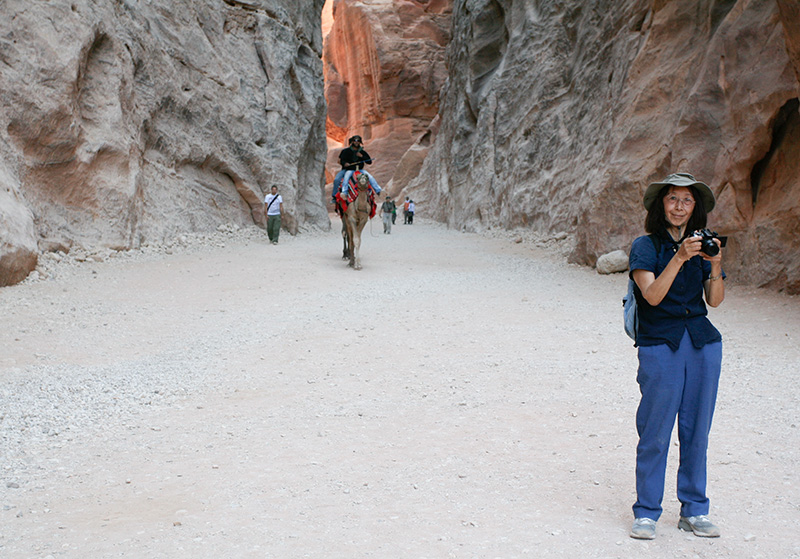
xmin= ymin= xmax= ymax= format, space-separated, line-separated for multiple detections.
xmin=623 ymin=235 xmax=660 ymax=341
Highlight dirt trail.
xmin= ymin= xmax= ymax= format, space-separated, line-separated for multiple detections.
xmin=1 ymin=218 xmax=799 ymax=558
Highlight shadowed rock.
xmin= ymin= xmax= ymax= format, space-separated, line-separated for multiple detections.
xmin=405 ymin=0 xmax=800 ymax=293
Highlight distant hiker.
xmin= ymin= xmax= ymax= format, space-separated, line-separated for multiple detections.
xmin=380 ymin=195 xmax=395 ymax=234
xmin=407 ymin=199 xmax=416 ymax=224
xmin=403 ymin=196 xmax=410 ymax=224
xmin=264 ymin=185 xmax=283 ymax=245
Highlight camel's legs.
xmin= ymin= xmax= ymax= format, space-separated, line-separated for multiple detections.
xmin=352 ymin=226 xmax=362 ymax=270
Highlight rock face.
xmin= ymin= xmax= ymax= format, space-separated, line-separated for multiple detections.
xmin=0 ymin=0 xmax=328 ymax=286
xmin=406 ymin=0 xmax=800 ymax=293
xmin=323 ymin=0 xmax=451 ymax=191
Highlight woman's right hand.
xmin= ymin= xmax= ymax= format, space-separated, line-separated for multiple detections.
xmin=675 ymin=234 xmax=703 ymax=263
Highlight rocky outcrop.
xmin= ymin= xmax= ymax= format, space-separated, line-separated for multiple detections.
xmin=0 ymin=0 xmax=328 ymax=286
xmin=0 ymin=155 xmax=38 ymax=286
xmin=406 ymin=0 xmax=800 ymax=293
xmin=323 ymin=0 xmax=451 ymax=191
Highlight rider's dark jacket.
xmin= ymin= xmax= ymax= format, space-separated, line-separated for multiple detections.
xmin=339 ymin=146 xmax=372 ymax=170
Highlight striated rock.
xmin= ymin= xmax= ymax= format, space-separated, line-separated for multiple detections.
xmin=596 ymin=250 xmax=629 ymax=275
xmin=0 ymin=0 xmax=329 ymax=285
xmin=407 ymin=0 xmax=800 ymax=293
xmin=323 ymin=0 xmax=451 ymax=191
xmin=0 ymin=158 xmax=38 ymax=286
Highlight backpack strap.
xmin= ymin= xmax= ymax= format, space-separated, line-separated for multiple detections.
xmin=647 ymin=233 xmax=661 ymax=254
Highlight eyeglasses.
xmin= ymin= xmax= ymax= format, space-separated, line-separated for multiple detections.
xmin=665 ymin=195 xmax=695 ymax=208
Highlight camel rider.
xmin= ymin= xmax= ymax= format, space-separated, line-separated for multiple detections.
xmin=332 ymin=135 xmax=381 ymax=199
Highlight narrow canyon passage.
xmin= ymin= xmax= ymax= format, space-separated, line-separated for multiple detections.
xmin=2 ymin=221 xmax=798 ymax=557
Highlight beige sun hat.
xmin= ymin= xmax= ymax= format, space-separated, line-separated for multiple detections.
xmin=643 ymin=172 xmax=715 ymax=212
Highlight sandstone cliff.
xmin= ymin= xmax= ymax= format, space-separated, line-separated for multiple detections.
xmin=0 ymin=0 xmax=328 ymax=286
xmin=323 ymin=0 xmax=451 ymax=190
xmin=405 ymin=0 xmax=800 ymax=293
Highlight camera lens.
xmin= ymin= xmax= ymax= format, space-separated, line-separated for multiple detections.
xmin=701 ymin=239 xmax=719 ymax=257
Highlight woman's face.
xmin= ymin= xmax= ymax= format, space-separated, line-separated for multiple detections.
xmin=663 ymin=185 xmax=696 ymax=229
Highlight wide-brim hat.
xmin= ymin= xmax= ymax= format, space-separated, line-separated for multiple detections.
xmin=644 ymin=172 xmax=715 ymax=212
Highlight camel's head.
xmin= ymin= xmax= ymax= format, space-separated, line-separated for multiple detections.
xmin=356 ymin=173 xmax=369 ymax=188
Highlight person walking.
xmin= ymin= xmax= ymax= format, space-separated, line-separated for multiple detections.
xmin=264 ymin=185 xmax=283 ymax=245
xmin=407 ymin=199 xmax=415 ymax=224
xmin=627 ymin=172 xmax=726 ymax=541
xmin=403 ymin=196 xmax=410 ymax=224
xmin=380 ymin=195 xmax=395 ymax=234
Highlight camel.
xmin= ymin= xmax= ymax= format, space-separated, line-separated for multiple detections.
xmin=339 ymin=172 xmax=375 ymax=270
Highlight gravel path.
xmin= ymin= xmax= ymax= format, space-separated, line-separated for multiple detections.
xmin=1 ymin=218 xmax=799 ymax=558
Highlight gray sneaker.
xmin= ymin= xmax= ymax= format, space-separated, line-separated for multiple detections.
xmin=630 ymin=517 xmax=656 ymax=539
xmin=678 ymin=515 xmax=720 ymax=537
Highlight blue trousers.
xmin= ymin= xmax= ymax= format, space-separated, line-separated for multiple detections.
xmin=333 ymin=169 xmax=381 ymax=198
xmin=633 ymin=329 xmax=722 ymax=520
xmin=333 ymin=169 xmax=345 ymax=197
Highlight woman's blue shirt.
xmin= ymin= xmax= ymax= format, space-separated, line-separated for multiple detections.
xmin=629 ymin=233 xmax=723 ymax=350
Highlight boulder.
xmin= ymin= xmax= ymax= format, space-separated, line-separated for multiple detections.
xmin=596 ymin=250 xmax=629 ymax=275
xmin=0 ymin=185 xmax=38 ymax=286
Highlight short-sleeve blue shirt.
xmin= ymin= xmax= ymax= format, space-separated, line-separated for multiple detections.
xmin=628 ymin=233 xmax=723 ymax=350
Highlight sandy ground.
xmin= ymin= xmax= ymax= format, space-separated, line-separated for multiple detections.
xmin=1 ymin=217 xmax=799 ymax=559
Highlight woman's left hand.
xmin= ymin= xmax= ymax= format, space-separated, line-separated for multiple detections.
xmin=701 ymin=238 xmax=723 ymax=264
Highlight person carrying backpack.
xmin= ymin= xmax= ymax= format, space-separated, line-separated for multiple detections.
xmin=627 ymin=173 xmax=726 ymax=541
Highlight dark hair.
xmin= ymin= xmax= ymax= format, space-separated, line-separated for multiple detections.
xmin=349 ymin=135 xmax=362 ymax=144
xmin=644 ymin=185 xmax=707 ymax=238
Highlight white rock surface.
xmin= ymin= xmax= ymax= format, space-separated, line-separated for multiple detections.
xmin=0 ymin=0 xmax=329 ymax=286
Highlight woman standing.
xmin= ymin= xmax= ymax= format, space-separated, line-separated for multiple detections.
xmin=628 ymin=173 xmax=725 ymax=540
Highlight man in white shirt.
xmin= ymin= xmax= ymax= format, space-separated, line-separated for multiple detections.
xmin=264 ymin=185 xmax=283 ymax=245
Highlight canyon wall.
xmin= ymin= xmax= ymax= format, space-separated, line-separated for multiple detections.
xmin=323 ymin=0 xmax=451 ymax=190
xmin=0 ymin=0 xmax=328 ymax=286
xmin=405 ymin=0 xmax=800 ymax=293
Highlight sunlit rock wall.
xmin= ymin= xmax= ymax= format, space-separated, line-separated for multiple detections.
xmin=323 ymin=0 xmax=452 ymax=190
xmin=0 ymin=0 xmax=328 ymax=286
xmin=407 ymin=0 xmax=800 ymax=293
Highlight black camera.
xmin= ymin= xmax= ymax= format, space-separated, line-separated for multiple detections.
xmin=692 ymin=229 xmax=727 ymax=257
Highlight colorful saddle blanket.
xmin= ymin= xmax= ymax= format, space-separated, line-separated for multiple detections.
xmin=336 ymin=172 xmax=377 ymax=218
